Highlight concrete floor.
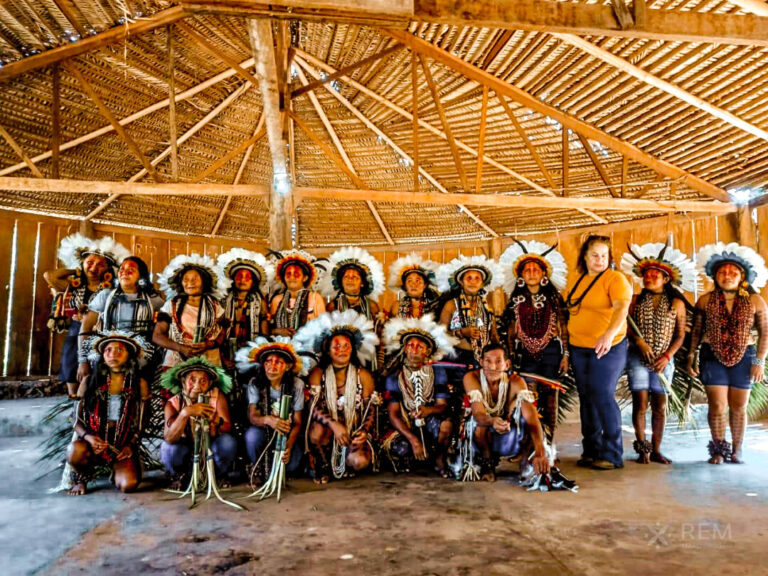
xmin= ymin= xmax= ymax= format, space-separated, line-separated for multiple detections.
xmin=2 ymin=399 xmax=767 ymax=576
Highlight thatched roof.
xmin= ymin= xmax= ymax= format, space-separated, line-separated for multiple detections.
xmin=0 ymin=0 xmax=764 ymax=247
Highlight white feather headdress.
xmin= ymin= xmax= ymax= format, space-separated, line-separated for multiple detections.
xmin=388 ymin=253 xmax=439 ymax=290
xmin=157 ymin=253 xmax=230 ymax=299
xmin=620 ymin=242 xmax=700 ymax=293
xmin=499 ymin=240 xmax=568 ymax=292
xmin=436 ymin=254 xmax=504 ymax=293
xmin=234 ymin=336 xmax=304 ymax=375
xmin=383 ymin=314 xmax=457 ymax=361
xmin=293 ymin=309 xmax=379 ymax=365
xmin=58 ymin=233 xmax=130 ymax=269
xmin=697 ymin=242 xmax=768 ymax=290
xmin=217 ymin=248 xmax=274 ymax=295
xmin=86 ymin=330 xmax=151 ymax=367
xmin=271 ymin=249 xmax=322 ymax=289
xmin=318 ymin=246 xmax=385 ymax=300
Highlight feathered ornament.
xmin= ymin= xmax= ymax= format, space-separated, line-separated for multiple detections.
xmin=499 ymin=240 xmax=567 ymax=292
xmin=157 ymin=253 xmax=230 ymax=300
xmin=57 ymin=233 xmax=130 ymax=269
xmin=620 ymin=242 xmax=700 ymax=293
xmin=86 ymin=330 xmax=151 ymax=367
xmin=697 ymin=242 xmax=768 ymax=290
xmin=318 ymin=246 xmax=386 ymax=300
xmin=383 ymin=314 xmax=457 ymax=361
xmin=270 ymin=249 xmax=323 ymax=290
xmin=217 ymin=248 xmax=274 ymax=295
xmin=436 ymin=254 xmax=505 ymax=293
xmin=388 ymin=253 xmax=439 ymax=290
xmin=293 ymin=309 xmax=379 ymax=365
xmin=159 ymin=356 xmax=233 ymax=395
xmin=234 ymin=336 xmax=304 ymax=375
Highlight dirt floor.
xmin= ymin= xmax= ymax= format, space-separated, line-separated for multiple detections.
xmin=2 ymin=404 xmax=767 ymax=576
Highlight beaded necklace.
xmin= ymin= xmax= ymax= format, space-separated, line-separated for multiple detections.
xmin=398 ymin=366 xmax=435 ymax=412
xmin=633 ymin=291 xmax=677 ymax=365
xmin=704 ymin=289 xmax=754 ymax=367
xmin=478 ymin=371 xmax=508 ymax=417
xmin=513 ymin=292 xmax=557 ymax=359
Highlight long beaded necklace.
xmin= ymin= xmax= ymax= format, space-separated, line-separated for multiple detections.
xmin=514 ymin=292 xmax=557 ymax=358
xmin=634 ymin=291 xmax=677 ymax=365
xmin=704 ymin=289 xmax=754 ymax=367
xmin=479 ymin=371 xmax=508 ymax=417
xmin=398 ymin=366 xmax=435 ymax=413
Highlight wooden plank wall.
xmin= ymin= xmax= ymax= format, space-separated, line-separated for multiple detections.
xmin=3 ymin=208 xmax=766 ymax=379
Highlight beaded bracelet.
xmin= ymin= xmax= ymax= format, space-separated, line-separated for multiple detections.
xmin=752 ymin=357 xmax=765 ymax=367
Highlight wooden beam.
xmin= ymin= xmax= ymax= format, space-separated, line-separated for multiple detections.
xmin=211 ymin=114 xmax=266 ymax=236
xmin=168 ymin=25 xmax=179 ymax=181
xmin=51 ymin=0 xmax=88 ymax=37
xmin=479 ymin=29 xmax=513 ymax=70
xmin=0 ymin=6 xmax=187 ymax=82
xmin=295 ymin=50 xmax=605 ymax=224
xmin=562 ymin=128 xmax=569 ymax=197
xmin=64 ymin=63 xmax=163 ymax=183
xmin=728 ymin=0 xmax=768 ymax=17
xmin=50 ymin=65 xmax=61 ymax=179
xmin=294 ymin=186 xmax=735 ymax=214
xmin=249 ymin=18 xmax=291 ymax=250
xmin=418 ymin=53 xmax=469 ymax=192
xmin=0 ymin=57 xmax=255 ymax=177
xmin=181 ymin=0 xmax=768 ymax=47
xmin=383 ymin=28 xmax=729 ymax=203
xmin=475 ymin=86 xmax=488 ymax=195
xmin=497 ymin=94 xmax=556 ymax=189
xmin=0 ymin=124 xmax=44 ymax=178
xmin=554 ymin=33 xmax=768 ymax=145
xmin=294 ymin=65 xmax=394 ymax=245
xmin=191 ymin=128 xmax=266 ymax=183
xmin=294 ymin=55 xmax=499 ymax=237
xmin=291 ymin=43 xmax=403 ymax=98
xmin=0 ymin=178 xmax=734 ymax=214
xmin=610 ymin=0 xmax=634 ymax=30
xmin=411 ymin=52 xmax=420 ymax=192
xmin=621 ymin=156 xmax=628 ymax=198
xmin=576 ymin=133 xmax=618 ymax=198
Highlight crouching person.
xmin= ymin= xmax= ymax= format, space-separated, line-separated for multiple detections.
xmin=68 ymin=331 xmax=150 ymax=495
xmin=160 ymin=357 xmax=237 ymax=488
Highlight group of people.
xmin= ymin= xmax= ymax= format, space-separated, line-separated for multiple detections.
xmin=45 ymin=231 xmax=767 ymax=496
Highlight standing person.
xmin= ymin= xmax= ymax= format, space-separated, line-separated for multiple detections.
xmin=387 ymin=254 xmax=441 ymax=319
xmin=153 ymin=254 xmax=229 ymax=369
xmin=621 ymin=243 xmax=695 ymax=464
xmin=437 ymin=255 xmax=503 ymax=389
xmin=217 ymin=248 xmax=274 ymax=357
xmin=294 ymin=310 xmax=379 ymax=483
xmin=687 ymin=242 xmax=768 ymax=464
xmin=269 ymin=250 xmax=326 ymax=337
xmin=45 ymin=234 xmax=129 ymax=397
xmin=380 ymin=316 xmax=457 ymax=476
xmin=235 ymin=338 xmax=305 ymax=482
xmin=67 ymin=331 xmax=150 ymax=495
xmin=499 ymin=240 xmax=569 ymax=440
xmin=77 ymin=256 xmax=164 ymax=385
xmin=565 ymin=235 xmax=632 ymax=470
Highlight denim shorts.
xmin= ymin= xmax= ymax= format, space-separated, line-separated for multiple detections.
xmin=626 ymin=350 xmax=674 ymax=394
xmin=700 ymin=343 xmax=755 ymax=390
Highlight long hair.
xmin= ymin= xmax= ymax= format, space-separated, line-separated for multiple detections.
xmin=576 ymin=235 xmax=614 ymax=274
xmin=317 ymin=333 xmax=361 ymax=370
xmin=83 ymin=356 xmax=139 ymax=413
xmin=637 ymin=283 xmax=694 ymax=312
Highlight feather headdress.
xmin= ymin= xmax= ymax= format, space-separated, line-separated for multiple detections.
xmin=86 ymin=330 xmax=151 ymax=367
xmin=620 ymin=242 xmax=699 ymax=293
xmin=293 ymin=309 xmax=379 ymax=365
xmin=318 ymin=246 xmax=386 ymax=300
xmin=217 ymin=248 xmax=274 ymax=295
xmin=499 ymin=240 xmax=567 ymax=292
xmin=383 ymin=314 xmax=457 ymax=361
xmin=157 ymin=253 xmax=230 ymax=299
xmin=436 ymin=254 xmax=504 ymax=293
xmin=270 ymin=249 xmax=322 ymax=289
xmin=388 ymin=253 xmax=439 ymax=290
xmin=235 ymin=336 xmax=304 ymax=375
xmin=58 ymin=233 xmax=130 ymax=269
xmin=159 ymin=356 xmax=232 ymax=395
xmin=697 ymin=242 xmax=768 ymax=289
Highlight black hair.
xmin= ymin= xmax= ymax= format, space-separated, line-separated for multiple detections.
xmin=318 ymin=331 xmax=361 ymax=369
xmin=481 ymin=342 xmax=508 ymax=359
xmin=121 ymin=256 xmax=157 ymax=296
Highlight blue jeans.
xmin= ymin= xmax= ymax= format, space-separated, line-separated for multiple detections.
xmin=244 ymin=426 xmax=303 ymax=473
xmin=700 ymin=343 xmax=756 ymax=390
xmin=626 ymin=350 xmax=674 ymax=394
xmin=160 ymin=433 xmax=237 ymax=476
xmin=518 ymin=339 xmax=562 ymax=379
xmin=570 ymin=338 xmax=628 ymax=466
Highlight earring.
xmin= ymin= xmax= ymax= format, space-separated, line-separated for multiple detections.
xmin=540 ymin=277 xmax=549 ymax=286
xmin=517 ymin=277 xmax=525 ymax=287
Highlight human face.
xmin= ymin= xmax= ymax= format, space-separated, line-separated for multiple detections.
xmin=341 ymin=268 xmax=362 ymax=296
xmin=182 ymin=269 xmax=203 ymax=296
xmin=460 ymin=270 xmax=485 ymax=295
xmin=715 ymin=263 xmax=743 ymax=292
xmin=329 ymin=334 xmax=352 ymax=367
xmin=118 ymin=259 xmax=140 ymax=291
xmin=263 ymin=353 xmax=289 ymax=383
xmin=234 ymin=269 xmax=254 ymax=293
xmin=404 ymin=336 xmax=431 ymax=368
xmin=83 ymin=254 xmax=107 ymax=282
xmin=521 ymin=261 xmax=544 ymax=288
xmin=103 ymin=341 xmax=130 ymax=371
xmin=481 ymin=349 xmax=510 ymax=381
xmin=183 ymin=370 xmax=212 ymax=398
xmin=404 ymin=272 xmax=426 ymax=299
xmin=585 ymin=242 xmax=610 ymax=275
xmin=283 ymin=264 xmax=307 ymax=292
xmin=642 ymin=267 xmax=669 ymax=293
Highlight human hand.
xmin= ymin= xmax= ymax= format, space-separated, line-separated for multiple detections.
xmin=331 ymin=422 xmax=351 ymax=447
xmin=686 ymin=355 xmax=698 ymax=378
xmin=652 ymin=354 xmax=670 ymax=373
xmin=77 ymin=362 xmax=91 ymax=384
xmin=410 ymin=436 xmax=427 ymax=460
xmin=281 ymin=447 xmax=292 ymax=464
xmin=86 ymin=434 xmax=109 ymax=455
xmin=183 ymin=403 xmax=216 ymax=421
xmin=532 ymin=452 xmax=551 ymax=476
xmin=351 ymin=430 xmax=368 ymax=447
xmin=750 ymin=364 xmax=764 ymax=384
xmin=558 ymin=355 xmax=569 ymax=376
xmin=270 ymin=416 xmax=291 ymax=434
xmin=594 ymin=332 xmax=614 ymax=359
xmin=117 ymin=445 xmax=133 ymax=461
xmin=637 ymin=340 xmax=654 ymax=363
xmin=492 ymin=417 xmax=510 ymax=434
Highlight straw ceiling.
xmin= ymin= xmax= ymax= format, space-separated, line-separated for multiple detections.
xmin=0 ymin=0 xmax=765 ymax=247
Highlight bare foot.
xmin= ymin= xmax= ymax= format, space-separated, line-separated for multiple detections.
xmin=635 ymin=453 xmax=650 ymax=464
xmin=708 ymin=454 xmax=724 ymax=465
xmin=728 ymin=452 xmax=744 ymax=464
xmin=480 ymin=469 xmax=496 ymax=482
xmin=650 ymin=452 xmax=672 ymax=465
xmin=68 ymin=482 xmax=86 ymax=496
xmin=313 ymin=474 xmax=329 ymax=485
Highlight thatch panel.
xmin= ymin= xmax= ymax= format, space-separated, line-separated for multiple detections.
xmin=214 ymin=196 xmax=270 ymax=240
xmin=373 ymin=202 xmax=488 ymax=244
xmin=297 ymin=200 xmax=389 ymax=247
xmin=0 ymin=189 xmax=96 ymax=217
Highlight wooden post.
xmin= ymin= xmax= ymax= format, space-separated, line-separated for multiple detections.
xmin=736 ymin=206 xmax=756 ymax=248
xmin=489 ymin=237 xmax=506 ymax=316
